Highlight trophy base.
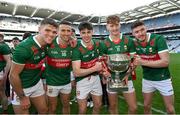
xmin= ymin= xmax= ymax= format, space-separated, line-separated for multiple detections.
xmin=107 ymin=82 xmax=128 ymax=92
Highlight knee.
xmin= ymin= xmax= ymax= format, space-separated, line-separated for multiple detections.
xmin=144 ymin=102 xmax=151 ymax=110
xmin=63 ymin=102 xmax=70 ymax=108
xmin=109 ymin=102 xmax=117 ymax=110
xmin=39 ymin=106 xmax=48 ymax=114
xmin=108 ymin=104 xmax=118 ymax=114
xmin=166 ymin=106 xmax=175 ymax=114
xmin=94 ymin=102 xmax=102 ymax=110
xmin=129 ymin=104 xmax=137 ymax=113
xmin=48 ymin=104 xmax=56 ymax=113
xmin=79 ymin=106 xmax=87 ymax=114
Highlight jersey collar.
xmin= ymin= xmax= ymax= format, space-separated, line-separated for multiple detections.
xmin=81 ymin=40 xmax=94 ymax=48
xmin=33 ymin=36 xmax=41 ymax=48
xmin=81 ymin=40 xmax=94 ymax=50
xmin=147 ymin=33 xmax=151 ymax=42
xmin=57 ymin=37 xmax=67 ymax=48
xmin=109 ymin=33 xmax=123 ymax=42
xmin=56 ymin=37 xmax=60 ymax=45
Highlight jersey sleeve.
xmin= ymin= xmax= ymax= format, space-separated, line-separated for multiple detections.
xmin=12 ymin=45 xmax=31 ymax=64
xmin=157 ymin=35 xmax=168 ymax=53
xmin=99 ymin=40 xmax=107 ymax=56
xmin=128 ymin=37 xmax=136 ymax=55
xmin=1 ymin=43 xmax=11 ymax=55
xmin=72 ymin=45 xmax=81 ymax=61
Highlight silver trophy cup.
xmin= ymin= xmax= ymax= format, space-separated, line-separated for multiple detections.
xmin=107 ymin=54 xmax=131 ymax=92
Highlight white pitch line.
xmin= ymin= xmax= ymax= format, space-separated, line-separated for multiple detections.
xmin=118 ymin=95 xmax=167 ymax=114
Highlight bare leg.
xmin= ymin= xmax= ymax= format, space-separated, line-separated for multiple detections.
xmin=162 ymin=94 xmax=175 ymax=114
xmin=91 ymin=94 xmax=102 ymax=114
xmin=60 ymin=93 xmax=71 ymax=114
xmin=31 ymin=94 xmax=48 ymax=114
xmin=123 ymin=91 xmax=137 ymax=114
xmin=12 ymin=104 xmax=29 ymax=114
xmin=143 ymin=92 xmax=154 ymax=114
xmin=77 ymin=98 xmax=88 ymax=114
xmin=107 ymin=92 xmax=118 ymax=114
xmin=47 ymin=96 xmax=58 ymax=114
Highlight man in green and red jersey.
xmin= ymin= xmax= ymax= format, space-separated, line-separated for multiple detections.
xmin=11 ymin=37 xmax=20 ymax=53
xmin=9 ymin=18 xmax=58 ymax=114
xmin=0 ymin=33 xmax=11 ymax=113
xmin=72 ymin=22 xmax=103 ymax=114
xmin=45 ymin=21 xmax=74 ymax=114
xmin=99 ymin=15 xmax=137 ymax=114
xmin=131 ymin=20 xmax=175 ymax=114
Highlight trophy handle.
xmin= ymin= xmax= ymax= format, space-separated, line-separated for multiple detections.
xmin=121 ymin=65 xmax=136 ymax=81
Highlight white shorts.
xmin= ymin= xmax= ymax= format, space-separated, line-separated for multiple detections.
xmin=47 ymin=83 xmax=72 ymax=97
xmin=107 ymin=80 xmax=135 ymax=94
xmin=76 ymin=75 xmax=102 ymax=100
xmin=142 ymin=78 xmax=174 ymax=96
xmin=0 ymin=70 xmax=4 ymax=80
xmin=11 ymin=79 xmax=45 ymax=105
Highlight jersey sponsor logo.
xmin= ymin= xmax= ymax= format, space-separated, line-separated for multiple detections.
xmin=24 ymin=59 xmax=44 ymax=69
xmin=82 ymin=50 xmax=95 ymax=58
xmin=47 ymin=57 xmax=71 ymax=68
xmin=50 ymin=50 xmax=58 ymax=55
xmin=139 ymin=54 xmax=160 ymax=61
xmin=108 ymin=47 xmax=113 ymax=51
xmin=136 ymin=48 xmax=140 ymax=51
xmin=34 ymin=55 xmax=41 ymax=60
xmin=81 ymin=58 xmax=98 ymax=69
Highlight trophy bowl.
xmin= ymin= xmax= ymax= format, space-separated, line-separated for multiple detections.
xmin=106 ymin=54 xmax=131 ymax=92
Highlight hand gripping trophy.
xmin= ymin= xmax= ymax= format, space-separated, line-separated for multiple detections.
xmin=106 ymin=54 xmax=134 ymax=92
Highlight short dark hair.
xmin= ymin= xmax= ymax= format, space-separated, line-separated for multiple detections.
xmin=23 ymin=32 xmax=32 ymax=40
xmin=78 ymin=22 xmax=93 ymax=31
xmin=59 ymin=20 xmax=72 ymax=26
xmin=12 ymin=37 xmax=19 ymax=41
xmin=106 ymin=15 xmax=120 ymax=24
xmin=131 ymin=20 xmax=145 ymax=30
xmin=40 ymin=18 xmax=58 ymax=28
xmin=71 ymin=28 xmax=75 ymax=33
xmin=0 ymin=33 xmax=4 ymax=39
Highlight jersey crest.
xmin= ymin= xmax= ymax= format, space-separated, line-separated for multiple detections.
xmin=31 ymin=46 xmax=38 ymax=55
xmin=150 ymin=38 xmax=155 ymax=47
